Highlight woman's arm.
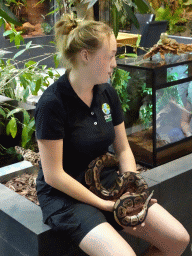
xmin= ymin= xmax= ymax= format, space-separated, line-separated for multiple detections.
xmin=37 ymin=139 xmax=115 ymax=211
xmin=113 ymin=122 xmax=138 ymax=174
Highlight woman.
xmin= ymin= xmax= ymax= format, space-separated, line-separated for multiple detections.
xmin=35 ymin=14 xmax=190 ymax=256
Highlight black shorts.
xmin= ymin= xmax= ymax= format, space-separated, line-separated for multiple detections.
xmin=38 ymin=166 xmax=123 ymax=245
xmin=47 ymin=201 xmax=123 ymax=246
xmin=44 ymin=167 xmax=123 ymax=246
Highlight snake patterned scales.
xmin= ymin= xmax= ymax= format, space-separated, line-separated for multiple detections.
xmin=85 ymin=152 xmax=154 ymax=227
xmin=15 ymin=146 xmax=153 ymax=227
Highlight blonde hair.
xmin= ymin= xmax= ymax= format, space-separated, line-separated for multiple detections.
xmin=55 ymin=13 xmax=113 ymax=69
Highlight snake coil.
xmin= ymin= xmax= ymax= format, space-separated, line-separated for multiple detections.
xmin=85 ymin=152 xmax=153 ymax=227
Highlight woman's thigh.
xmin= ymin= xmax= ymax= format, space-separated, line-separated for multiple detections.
xmin=123 ymin=203 xmax=190 ymax=255
xmin=79 ymin=222 xmax=136 ymax=256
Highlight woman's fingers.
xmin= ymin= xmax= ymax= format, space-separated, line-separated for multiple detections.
xmin=150 ymin=198 xmax=158 ymax=205
xmin=132 ymin=199 xmax=158 ymax=231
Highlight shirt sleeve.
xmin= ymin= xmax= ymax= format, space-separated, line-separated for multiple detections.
xmin=106 ymin=85 xmax=125 ymax=126
xmin=35 ymin=93 xmax=66 ymax=140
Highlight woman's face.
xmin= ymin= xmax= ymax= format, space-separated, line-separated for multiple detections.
xmin=88 ymin=33 xmax=117 ymax=84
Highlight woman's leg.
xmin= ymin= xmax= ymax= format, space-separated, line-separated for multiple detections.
xmin=123 ymin=203 xmax=190 ymax=256
xmin=79 ymin=222 xmax=136 ymax=256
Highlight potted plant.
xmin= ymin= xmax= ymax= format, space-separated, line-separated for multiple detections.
xmin=0 ymin=41 xmax=60 ymax=167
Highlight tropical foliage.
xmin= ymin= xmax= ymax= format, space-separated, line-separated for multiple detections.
xmin=33 ymin=0 xmax=154 ymax=37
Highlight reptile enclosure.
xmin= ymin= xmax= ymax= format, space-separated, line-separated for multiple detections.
xmin=117 ymin=53 xmax=192 ymax=167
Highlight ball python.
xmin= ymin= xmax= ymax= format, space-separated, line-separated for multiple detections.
xmin=15 ymin=146 xmax=40 ymax=167
xmin=85 ymin=152 xmax=154 ymax=227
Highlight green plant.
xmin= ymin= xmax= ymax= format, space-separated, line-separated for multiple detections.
xmin=139 ymin=103 xmax=152 ymax=127
xmin=155 ymin=5 xmax=187 ymax=34
xmin=0 ymin=1 xmax=22 ymax=25
xmin=0 ymin=40 xmax=60 ymax=156
xmin=3 ymin=23 xmax=24 ymax=48
xmin=36 ymin=0 xmax=154 ymax=38
xmin=0 ymin=104 xmax=35 ymax=149
xmin=139 ymin=83 xmax=153 ymax=127
xmin=111 ymin=68 xmax=131 ymax=114
xmin=0 ymin=41 xmax=60 ymax=102
xmin=4 ymin=0 xmax=27 ymax=22
xmin=41 ymin=22 xmax=52 ymax=35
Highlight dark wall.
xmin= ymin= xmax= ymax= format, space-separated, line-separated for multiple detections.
xmin=0 ymin=26 xmax=56 ymax=68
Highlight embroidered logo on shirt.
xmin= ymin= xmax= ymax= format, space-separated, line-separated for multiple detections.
xmin=102 ymin=103 xmax=112 ymax=122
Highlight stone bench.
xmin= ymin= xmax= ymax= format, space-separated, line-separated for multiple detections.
xmin=0 ymin=155 xmax=192 ymax=255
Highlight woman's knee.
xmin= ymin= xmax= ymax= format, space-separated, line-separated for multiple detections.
xmin=172 ymin=228 xmax=190 ymax=255
xmin=79 ymin=222 xmax=136 ymax=256
xmin=123 ymin=203 xmax=190 ymax=255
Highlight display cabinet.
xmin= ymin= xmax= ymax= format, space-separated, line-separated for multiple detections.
xmin=116 ymin=53 xmax=192 ymax=167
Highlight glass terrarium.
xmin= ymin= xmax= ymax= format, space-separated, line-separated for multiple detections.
xmin=116 ymin=53 xmax=192 ymax=167
xmin=4 ymin=0 xmax=54 ymax=38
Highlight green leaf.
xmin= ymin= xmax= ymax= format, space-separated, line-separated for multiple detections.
xmin=123 ymin=2 xmax=139 ymax=29
xmin=0 ymin=6 xmax=21 ymax=26
xmin=13 ymin=49 xmax=26 ymax=59
xmin=6 ymin=117 xmax=17 ymax=138
xmin=0 ymin=107 xmax=6 ymax=118
xmin=22 ymin=87 xmax=30 ymax=101
xmin=183 ymin=0 xmax=192 ymax=5
xmin=3 ymin=30 xmax=13 ymax=36
xmin=0 ymin=17 xmax=4 ymax=27
xmin=19 ymin=74 xmax=28 ymax=89
xmin=26 ymin=41 xmax=32 ymax=49
xmin=111 ymin=3 xmax=119 ymax=38
xmin=7 ymin=108 xmax=23 ymax=118
xmin=46 ymin=7 xmax=59 ymax=16
xmin=34 ymin=78 xmax=42 ymax=95
xmin=30 ymin=81 xmax=36 ymax=93
xmin=9 ymin=34 xmax=15 ymax=42
xmin=14 ymin=35 xmax=21 ymax=48
xmin=136 ymin=34 xmax=141 ymax=47
xmin=48 ymin=70 xmax=54 ymax=78
xmin=133 ymin=0 xmax=152 ymax=14
xmin=42 ymin=65 xmax=47 ymax=70
xmin=118 ymin=53 xmax=137 ymax=58
xmin=27 ymin=119 xmax=35 ymax=132
xmin=30 ymin=45 xmax=43 ymax=49
xmin=54 ymin=54 xmax=60 ymax=69
xmin=24 ymin=60 xmax=37 ymax=68
xmin=22 ymin=110 xmax=30 ymax=125
xmin=0 ymin=121 xmax=5 ymax=128
xmin=21 ymin=125 xmax=28 ymax=148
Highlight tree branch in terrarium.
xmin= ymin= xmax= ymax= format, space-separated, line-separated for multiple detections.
xmin=170 ymin=99 xmax=192 ymax=115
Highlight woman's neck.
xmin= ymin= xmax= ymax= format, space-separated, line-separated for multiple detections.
xmin=68 ymin=69 xmax=94 ymax=96
xmin=68 ymin=69 xmax=94 ymax=107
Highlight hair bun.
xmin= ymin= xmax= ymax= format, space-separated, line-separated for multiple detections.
xmin=56 ymin=18 xmax=78 ymax=36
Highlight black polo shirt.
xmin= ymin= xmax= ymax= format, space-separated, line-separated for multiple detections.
xmin=35 ymin=71 xmax=124 ymax=220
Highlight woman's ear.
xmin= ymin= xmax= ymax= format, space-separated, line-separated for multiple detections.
xmin=79 ymin=49 xmax=89 ymax=64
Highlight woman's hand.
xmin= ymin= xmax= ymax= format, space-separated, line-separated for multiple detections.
xmin=132 ymin=198 xmax=158 ymax=231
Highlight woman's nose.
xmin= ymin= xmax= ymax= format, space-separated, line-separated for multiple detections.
xmin=111 ymin=58 xmax=117 ymax=68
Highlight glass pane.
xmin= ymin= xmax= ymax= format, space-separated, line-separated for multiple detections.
xmin=6 ymin=0 xmax=54 ymax=38
xmin=156 ymin=80 xmax=192 ymax=148
xmin=120 ymin=69 xmax=153 ymax=164
xmin=167 ymin=64 xmax=188 ymax=82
